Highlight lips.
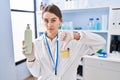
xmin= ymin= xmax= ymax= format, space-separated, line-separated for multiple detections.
xmin=48 ymin=28 xmax=54 ymax=30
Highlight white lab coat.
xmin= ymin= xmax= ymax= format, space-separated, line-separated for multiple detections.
xmin=27 ymin=31 xmax=106 ymax=80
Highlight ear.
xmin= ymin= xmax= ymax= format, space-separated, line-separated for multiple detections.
xmin=58 ymin=24 xmax=62 ymax=30
xmin=60 ymin=18 xmax=62 ymax=22
xmin=59 ymin=20 xmax=62 ymax=26
xmin=58 ymin=18 xmax=62 ymax=29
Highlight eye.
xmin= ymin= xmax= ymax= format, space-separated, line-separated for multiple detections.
xmin=51 ymin=19 xmax=56 ymax=23
xmin=43 ymin=19 xmax=48 ymax=23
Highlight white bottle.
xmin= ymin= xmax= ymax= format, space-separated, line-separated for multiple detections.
xmin=102 ymin=15 xmax=108 ymax=31
xmin=24 ymin=24 xmax=32 ymax=54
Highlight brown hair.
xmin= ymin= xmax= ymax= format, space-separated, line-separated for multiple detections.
xmin=42 ymin=4 xmax=62 ymax=21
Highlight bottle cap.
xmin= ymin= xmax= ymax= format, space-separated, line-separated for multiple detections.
xmin=26 ymin=24 xmax=30 ymax=29
xmin=97 ymin=49 xmax=103 ymax=53
xmin=89 ymin=18 xmax=94 ymax=20
xmin=96 ymin=18 xmax=99 ymax=20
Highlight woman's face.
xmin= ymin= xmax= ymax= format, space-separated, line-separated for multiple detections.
xmin=42 ymin=12 xmax=62 ymax=35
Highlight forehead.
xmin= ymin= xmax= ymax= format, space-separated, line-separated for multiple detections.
xmin=42 ymin=12 xmax=58 ymax=19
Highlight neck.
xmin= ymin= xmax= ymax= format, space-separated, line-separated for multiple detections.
xmin=46 ymin=31 xmax=58 ymax=41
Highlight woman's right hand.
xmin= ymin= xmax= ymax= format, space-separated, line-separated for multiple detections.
xmin=22 ymin=41 xmax=35 ymax=62
xmin=58 ymin=31 xmax=74 ymax=49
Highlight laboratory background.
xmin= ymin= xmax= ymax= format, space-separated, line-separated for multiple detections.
xmin=0 ymin=0 xmax=120 ymax=80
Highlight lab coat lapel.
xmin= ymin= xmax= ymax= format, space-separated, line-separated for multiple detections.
xmin=41 ymin=40 xmax=53 ymax=72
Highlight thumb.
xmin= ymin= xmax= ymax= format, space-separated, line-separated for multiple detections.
xmin=63 ymin=40 xmax=69 ymax=49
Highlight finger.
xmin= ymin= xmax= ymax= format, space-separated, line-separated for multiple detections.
xmin=58 ymin=32 xmax=66 ymax=41
xmin=22 ymin=50 xmax=25 ymax=54
xmin=58 ymin=36 xmax=64 ymax=41
xmin=63 ymin=33 xmax=67 ymax=40
xmin=63 ymin=38 xmax=70 ymax=49
xmin=22 ymin=40 xmax=25 ymax=45
xmin=22 ymin=45 xmax=26 ymax=49
xmin=63 ymin=42 xmax=68 ymax=49
xmin=32 ymin=42 xmax=34 ymax=47
xmin=59 ymin=31 xmax=65 ymax=37
xmin=32 ymin=42 xmax=34 ymax=53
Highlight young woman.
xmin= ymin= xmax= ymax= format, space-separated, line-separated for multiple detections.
xmin=23 ymin=4 xmax=106 ymax=80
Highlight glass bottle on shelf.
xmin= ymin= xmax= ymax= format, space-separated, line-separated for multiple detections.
xmin=94 ymin=18 xmax=101 ymax=30
xmin=88 ymin=18 xmax=94 ymax=30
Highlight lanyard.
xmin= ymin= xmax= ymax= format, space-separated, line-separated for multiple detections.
xmin=44 ymin=33 xmax=59 ymax=75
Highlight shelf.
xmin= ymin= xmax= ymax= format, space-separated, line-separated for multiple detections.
xmin=83 ymin=55 xmax=120 ymax=63
xmin=85 ymin=30 xmax=108 ymax=33
xmin=59 ymin=30 xmax=108 ymax=33
xmin=62 ymin=7 xmax=109 ymax=13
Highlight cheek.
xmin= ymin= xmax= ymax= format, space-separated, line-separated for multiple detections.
xmin=56 ymin=21 xmax=61 ymax=26
xmin=43 ymin=22 xmax=48 ymax=27
xmin=43 ymin=22 xmax=47 ymax=25
xmin=55 ymin=23 xmax=60 ymax=29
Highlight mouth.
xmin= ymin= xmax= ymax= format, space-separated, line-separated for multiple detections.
xmin=48 ymin=28 xmax=54 ymax=31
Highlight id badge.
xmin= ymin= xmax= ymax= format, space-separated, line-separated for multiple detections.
xmin=60 ymin=49 xmax=70 ymax=58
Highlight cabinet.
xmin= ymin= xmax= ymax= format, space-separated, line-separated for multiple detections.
xmin=83 ymin=55 xmax=120 ymax=80
xmin=107 ymin=6 xmax=120 ymax=54
xmin=62 ymin=7 xmax=108 ymax=31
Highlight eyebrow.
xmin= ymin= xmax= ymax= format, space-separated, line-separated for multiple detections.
xmin=43 ymin=17 xmax=57 ymax=20
xmin=51 ymin=17 xmax=57 ymax=19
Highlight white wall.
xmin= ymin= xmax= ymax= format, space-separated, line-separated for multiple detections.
xmin=0 ymin=0 xmax=16 ymax=80
xmin=0 ymin=0 xmax=31 ymax=80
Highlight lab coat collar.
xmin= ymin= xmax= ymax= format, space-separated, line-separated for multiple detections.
xmin=46 ymin=36 xmax=57 ymax=45
xmin=45 ymin=32 xmax=58 ymax=44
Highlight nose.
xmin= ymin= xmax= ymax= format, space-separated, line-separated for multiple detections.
xmin=47 ymin=22 xmax=53 ymax=28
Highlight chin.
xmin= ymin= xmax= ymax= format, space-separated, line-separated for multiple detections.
xmin=48 ymin=31 xmax=54 ymax=34
xmin=47 ymin=30 xmax=58 ymax=34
